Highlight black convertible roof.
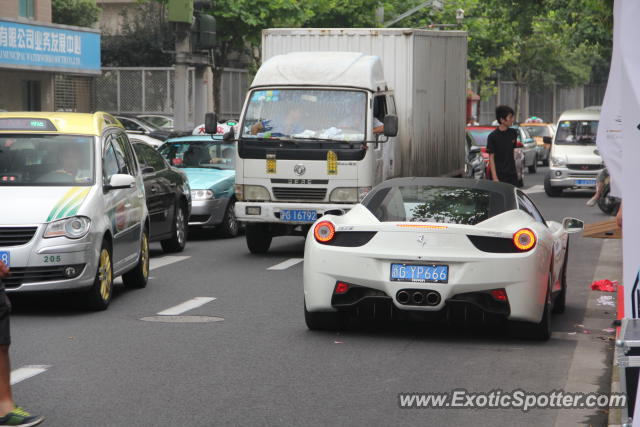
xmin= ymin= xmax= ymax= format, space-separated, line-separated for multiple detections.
xmin=370 ymin=177 xmax=518 ymax=211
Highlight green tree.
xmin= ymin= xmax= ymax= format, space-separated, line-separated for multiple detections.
xmin=101 ymin=4 xmax=173 ymax=67
xmin=52 ymin=0 xmax=101 ymax=28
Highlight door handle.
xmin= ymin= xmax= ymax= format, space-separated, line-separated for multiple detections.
xmin=124 ymin=203 xmax=132 ymax=208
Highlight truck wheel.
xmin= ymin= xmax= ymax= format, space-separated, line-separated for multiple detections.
xmin=246 ymin=224 xmax=272 ymax=254
xmin=160 ymin=203 xmax=187 ymax=253
xmin=544 ymin=175 xmax=563 ymax=197
xmin=123 ymin=228 xmax=150 ymax=289
xmin=218 ymin=199 xmax=239 ymax=238
xmin=85 ymin=241 xmax=113 ymax=310
xmin=528 ymin=155 xmax=537 ymax=173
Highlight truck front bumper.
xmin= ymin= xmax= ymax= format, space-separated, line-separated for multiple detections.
xmin=235 ymin=202 xmax=354 ymax=224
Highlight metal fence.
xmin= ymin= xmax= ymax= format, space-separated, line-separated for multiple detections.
xmin=476 ymin=81 xmax=606 ymax=124
xmin=96 ymin=67 xmax=249 ymax=124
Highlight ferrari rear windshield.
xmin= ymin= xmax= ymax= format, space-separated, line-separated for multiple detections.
xmin=364 ymin=185 xmax=507 ymax=225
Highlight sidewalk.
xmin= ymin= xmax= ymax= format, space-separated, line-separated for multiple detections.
xmin=553 ymin=238 xmax=622 ymax=427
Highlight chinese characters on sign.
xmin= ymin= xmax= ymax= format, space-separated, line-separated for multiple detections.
xmin=0 ymin=20 xmax=100 ymax=74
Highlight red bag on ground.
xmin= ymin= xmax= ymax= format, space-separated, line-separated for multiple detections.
xmin=591 ymin=279 xmax=619 ymax=292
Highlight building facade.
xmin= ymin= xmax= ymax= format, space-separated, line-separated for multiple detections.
xmin=0 ymin=0 xmax=100 ymax=112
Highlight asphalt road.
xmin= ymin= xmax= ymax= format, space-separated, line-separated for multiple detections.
xmin=8 ymin=168 xmax=617 ymax=427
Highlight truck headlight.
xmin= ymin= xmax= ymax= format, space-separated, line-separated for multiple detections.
xmin=44 ymin=216 xmax=91 ymax=239
xmin=550 ymin=156 xmax=567 ymax=167
xmin=191 ymin=190 xmax=214 ymax=200
xmin=330 ymin=187 xmax=371 ymax=203
xmin=240 ymin=185 xmax=271 ymax=201
xmin=330 ymin=187 xmax=357 ymax=203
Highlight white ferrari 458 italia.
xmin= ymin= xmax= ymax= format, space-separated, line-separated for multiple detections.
xmin=303 ymin=177 xmax=584 ymax=340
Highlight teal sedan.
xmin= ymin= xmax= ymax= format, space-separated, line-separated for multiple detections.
xmin=158 ymin=135 xmax=239 ymax=237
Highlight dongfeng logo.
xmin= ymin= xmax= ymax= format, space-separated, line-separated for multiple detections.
xmin=294 ymin=164 xmax=306 ymax=176
xmin=417 ymin=234 xmax=426 ymax=247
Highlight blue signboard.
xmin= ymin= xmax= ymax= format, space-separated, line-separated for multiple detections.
xmin=0 ymin=20 xmax=100 ymax=74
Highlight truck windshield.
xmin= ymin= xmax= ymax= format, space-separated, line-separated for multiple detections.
xmin=0 ymin=134 xmax=94 ymax=186
xmin=555 ymin=120 xmax=598 ymax=145
xmin=241 ymin=89 xmax=367 ymax=142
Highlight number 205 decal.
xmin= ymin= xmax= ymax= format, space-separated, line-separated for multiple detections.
xmin=43 ymin=255 xmax=62 ymax=263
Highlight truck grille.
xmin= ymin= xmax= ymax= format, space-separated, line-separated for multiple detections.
xmin=3 ymin=264 xmax=86 ymax=289
xmin=567 ymin=164 xmax=602 ymax=171
xmin=0 ymin=227 xmax=38 ymax=247
xmin=272 ymin=187 xmax=327 ymax=201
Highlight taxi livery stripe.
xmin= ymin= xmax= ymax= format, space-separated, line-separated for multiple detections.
xmin=46 ymin=188 xmax=89 ymax=222
xmin=56 ymin=188 xmax=91 ymax=219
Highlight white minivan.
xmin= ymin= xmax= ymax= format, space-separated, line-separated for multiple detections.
xmin=0 ymin=112 xmax=150 ymax=310
xmin=544 ymin=107 xmax=603 ymax=197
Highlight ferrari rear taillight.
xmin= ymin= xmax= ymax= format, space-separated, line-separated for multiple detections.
xmin=334 ymin=282 xmax=350 ymax=294
xmin=490 ymin=289 xmax=508 ymax=302
xmin=314 ymin=221 xmax=335 ymax=243
xmin=513 ymin=228 xmax=536 ymax=251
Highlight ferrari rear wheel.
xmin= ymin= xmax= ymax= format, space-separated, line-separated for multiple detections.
xmin=509 ymin=274 xmax=552 ymax=341
xmin=304 ymin=300 xmax=346 ymax=331
xmin=553 ymin=240 xmax=569 ymax=314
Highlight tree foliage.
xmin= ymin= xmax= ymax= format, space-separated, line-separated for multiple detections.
xmin=101 ymin=4 xmax=174 ymax=67
xmin=133 ymin=0 xmax=612 ymax=112
xmin=52 ymin=0 xmax=101 ymax=28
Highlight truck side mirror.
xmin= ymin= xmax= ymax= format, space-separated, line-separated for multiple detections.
xmin=383 ymin=115 xmax=398 ymax=137
xmin=204 ymin=113 xmax=218 ymax=134
xmin=543 ymin=136 xmax=552 ymax=145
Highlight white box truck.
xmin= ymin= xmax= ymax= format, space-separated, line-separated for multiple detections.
xmin=232 ymin=28 xmax=468 ymax=253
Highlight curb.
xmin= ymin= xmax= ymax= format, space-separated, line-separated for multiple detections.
xmin=609 ymin=284 xmax=625 ymax=426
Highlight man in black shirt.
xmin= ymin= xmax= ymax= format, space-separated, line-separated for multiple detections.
xmin=486 ymin=105 xmax=519 ymax=186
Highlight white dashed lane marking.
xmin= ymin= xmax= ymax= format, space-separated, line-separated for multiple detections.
xmin=157 ymin=297 xmax=216 ymax=316
xmin=267 ymin=258 xmax=304 ymax=270
xmin=524 ymin=184 xmax=544 ymax=194
xmin=10 ymin=365 xmax=51 ymax=386
xmin=150 ymin=256 xmax=190 ymax=271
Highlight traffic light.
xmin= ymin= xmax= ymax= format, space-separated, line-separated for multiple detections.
xmin=167 ymin=0 xmax=193 ymax=23
xmin=193 ymin=14 xmax=216 ymax=50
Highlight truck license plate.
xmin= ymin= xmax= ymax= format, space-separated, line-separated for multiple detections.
xmin=280 ymin=209 xmax=317 ymax=223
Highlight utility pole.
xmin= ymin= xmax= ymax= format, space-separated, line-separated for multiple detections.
xmin=384 ymin=0 xmax=443 ymax=28
xmin=174 ymin=22 xmax=191 ymax=133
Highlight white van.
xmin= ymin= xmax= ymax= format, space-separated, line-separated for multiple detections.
xmin=544 ymin=107 xmax=603 ymax=197
xmin=0 ymin=112 xmax=150 ymax=310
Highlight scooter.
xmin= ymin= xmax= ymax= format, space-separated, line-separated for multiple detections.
xmin=597 ymin=169 xmax=621 ymax=216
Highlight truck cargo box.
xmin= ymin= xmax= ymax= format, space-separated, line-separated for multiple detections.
xmin=262 ymin=28 xmax=468 ymax=178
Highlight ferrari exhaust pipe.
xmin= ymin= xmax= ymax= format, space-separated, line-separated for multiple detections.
xmin=397 ymin=291 xmax=410 ymax=304
xmin=425 ymin=291 xmax=441 ymax=306
xmin=411 ymin=292 xmax=425 ymax=305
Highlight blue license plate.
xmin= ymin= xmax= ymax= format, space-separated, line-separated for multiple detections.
xmin=576 ymin=179 xmax=596 ymax=186
xmin=280 ymin=209 xmax=317 ymax=223
xmin=0 ymin=252 xmax=9 ymax=267
xmin=390 ymin=263 xmax=449 ymax=283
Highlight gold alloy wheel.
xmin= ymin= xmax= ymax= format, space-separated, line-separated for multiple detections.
xmin=141 ymin=233 xmax=149 ymax=280
xmin=98 ymin=248 xmax=112 ymax=301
